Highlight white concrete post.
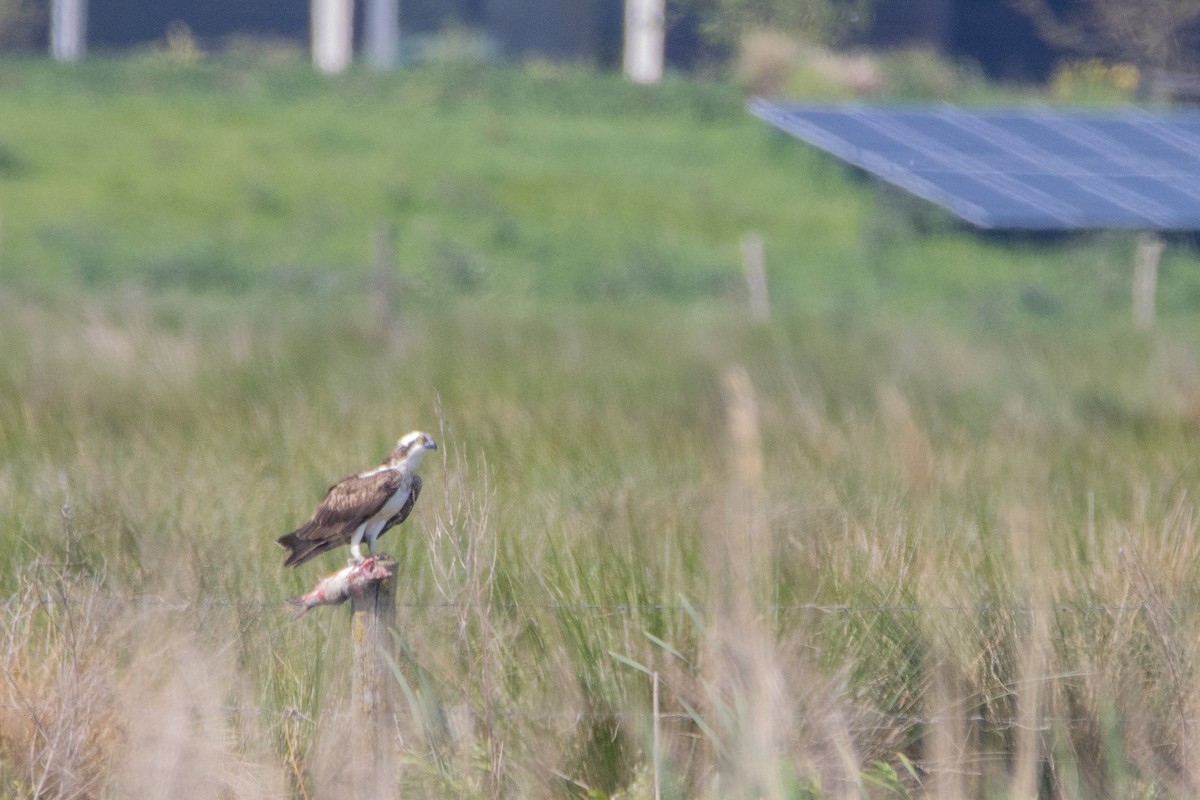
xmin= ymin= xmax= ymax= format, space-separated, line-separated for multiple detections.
xmin=623 ymin=0 xmax=665 ymax=84
xmin=312 ymin=0 xmax=354 ymax=74
xmin=364 ymin=0 xmax=400 ymax=69
xmin=50 ymin=0 xmax=87 ymax=62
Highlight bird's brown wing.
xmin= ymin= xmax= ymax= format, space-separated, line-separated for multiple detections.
xmin=278 ymin=470 xmax=404 ymax=567
xmin=307 ymin=471 xmax=405 ymax=533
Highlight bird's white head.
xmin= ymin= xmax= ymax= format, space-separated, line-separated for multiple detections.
xmin=386 ymin=430 xmax=437 ymax=471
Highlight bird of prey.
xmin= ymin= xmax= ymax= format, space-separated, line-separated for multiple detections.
xmin=278 ymin=431 xmax=436 ymax=568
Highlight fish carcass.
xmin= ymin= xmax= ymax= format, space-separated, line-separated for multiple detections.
xmin=286 ymin=556 xmax=395 ymax=618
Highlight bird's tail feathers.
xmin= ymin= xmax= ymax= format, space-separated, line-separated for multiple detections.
xmin=278 ymin=525 xmax=327 ymax=568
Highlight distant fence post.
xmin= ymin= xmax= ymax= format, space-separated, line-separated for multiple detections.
xmin=312 ymin=0 xmax=354 ymax=74
xmin=364 ymin=0 xmax=400 ymax=69
xmin=740 ymin=232 xmax=770 ymax=322
xmin=50 ymin=0 xmax=87 ymax=62
xmin=623 ymin=0 xmax=665 ymax=84
xmin=371 ymin=223 xmax=398 ymax=335
xmin=349 ymin=558 xmax=400 ymax=797
xmin=1133 ymin=231 xmax=1164 ymax=331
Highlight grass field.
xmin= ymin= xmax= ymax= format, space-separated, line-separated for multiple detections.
xmin=5 ymin=54 xmax=1200 ymax=799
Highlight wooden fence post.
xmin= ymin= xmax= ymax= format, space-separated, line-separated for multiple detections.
xmin=1133 ymin=231 xmax=1164 ymax=331
xmin=349 ymin=557 xmax=400 ymax=797
xmin=652 ymin=670 xmax=661 ymax=800
xmin=740 ymin=232 xmax=770 ymax=323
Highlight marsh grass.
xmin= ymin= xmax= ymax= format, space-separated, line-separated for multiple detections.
xmin=4 ymin=284 xmax=1200 ymax=798
xmin=7 ymin=59 xmax=1200 ymax=799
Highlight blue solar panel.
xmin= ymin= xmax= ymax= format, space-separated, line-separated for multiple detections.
xmin=749 ymin=100 xmax=1200 ymax=231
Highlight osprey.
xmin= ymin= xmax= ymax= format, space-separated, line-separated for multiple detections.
xmin=278 ymin=431 xmax=436 ymax=568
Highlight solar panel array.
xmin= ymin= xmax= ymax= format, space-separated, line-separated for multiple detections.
xmin=750 ymin=100 xmax=1200 ymax=231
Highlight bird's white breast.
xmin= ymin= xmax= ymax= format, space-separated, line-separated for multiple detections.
xmin=371 ymin=474 xmax=413 ymax=522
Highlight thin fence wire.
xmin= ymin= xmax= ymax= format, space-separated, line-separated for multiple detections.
xmin=0 ymin=697 xmax=1186 ymax=735
xmin=0 ymin=592 xmax=1192 ymax=616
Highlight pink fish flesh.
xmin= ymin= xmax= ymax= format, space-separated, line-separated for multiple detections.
xmin=286 ymin=556 xmax=394 ymax=618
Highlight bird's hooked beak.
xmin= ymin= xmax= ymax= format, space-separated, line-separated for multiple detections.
xmin=421 ymin=433 xmax=437 ymax=451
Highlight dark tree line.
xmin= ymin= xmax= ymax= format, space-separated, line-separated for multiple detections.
xmin=2 ymin=0 xmax=1197 ymax=82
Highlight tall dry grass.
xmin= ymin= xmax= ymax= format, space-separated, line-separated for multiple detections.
xmin=0 ymin=560 xmax=289 ymax=799
xmin=5 ymin=290 xmax=1200 ymax=798
xmin=0 ymin=564 xmax=120 ymax=800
